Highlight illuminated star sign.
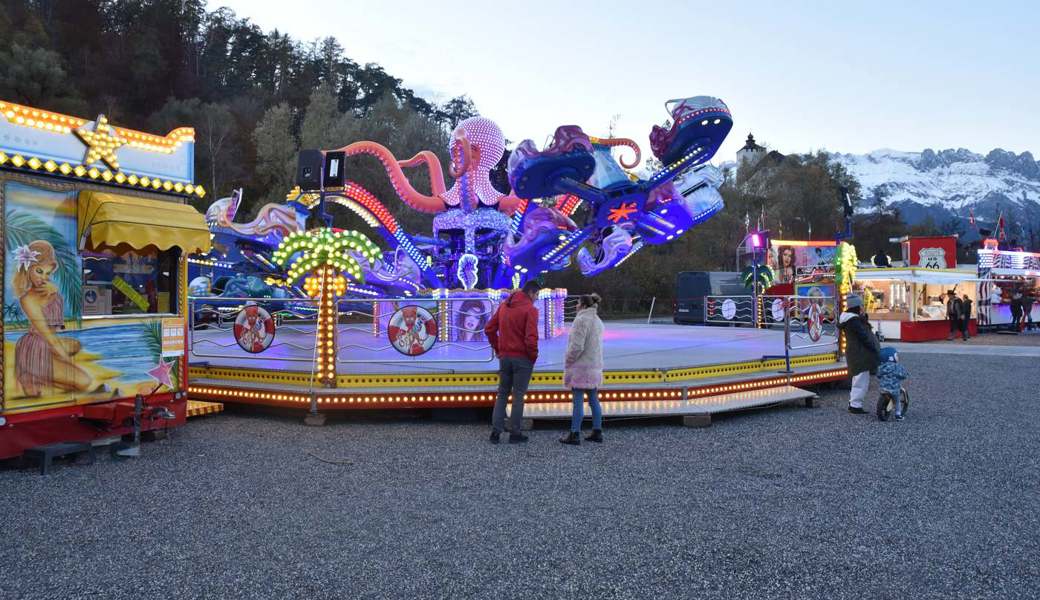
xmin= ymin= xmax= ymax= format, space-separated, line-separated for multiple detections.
xmin=607 ymin=202 xmax=638 ymax=223
xmin=74 ymin=115 xmax=126 ymax=171
xmin=147 ymin=359 xmax=174 ymax=389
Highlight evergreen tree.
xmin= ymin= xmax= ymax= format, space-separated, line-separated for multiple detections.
xmin=253 ymin=102 xmax=298 ymax=207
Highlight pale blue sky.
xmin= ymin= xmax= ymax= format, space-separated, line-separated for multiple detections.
xmin=216 ymin=0 xmax=1038 ymax=165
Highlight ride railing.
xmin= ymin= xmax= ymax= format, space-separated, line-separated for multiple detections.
xmin=703 ymin=295 xmax=756 ymax=326
xmin=766 ymin=295 xmax=839 ymax=351
xmin=188 ymin=296 xmax=319 ymax=363
xmin=334 ymin=297 xmax=496 ymax=365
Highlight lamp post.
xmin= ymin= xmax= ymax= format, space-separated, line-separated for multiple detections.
xmin=737 ymin=230 xmax=770 ymax=326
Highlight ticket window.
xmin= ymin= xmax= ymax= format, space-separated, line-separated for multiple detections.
xmin=82 ymin=246 xmax=179 ymax=316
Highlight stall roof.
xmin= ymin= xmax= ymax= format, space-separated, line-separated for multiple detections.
xmin=78 ymin=191 xmax=211 ymax=254
xmin=856 ymin=268 xmax=980 ymax=284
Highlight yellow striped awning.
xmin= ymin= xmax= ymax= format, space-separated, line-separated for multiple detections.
xmin=78 ymin=191 xmax=211 ymax=254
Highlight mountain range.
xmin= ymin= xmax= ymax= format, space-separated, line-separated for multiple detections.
xmin=832 ymin=148 xmax=1040 ymax=243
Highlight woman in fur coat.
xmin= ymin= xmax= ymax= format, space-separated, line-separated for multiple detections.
xmin=560 ymin=294 xmax=605 ymax=445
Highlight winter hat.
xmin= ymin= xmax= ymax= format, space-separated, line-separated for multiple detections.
xmin=845 ymin=294 xmax=863 ymax=309
xmin=879 ymin=347 xmax=898 ymax=363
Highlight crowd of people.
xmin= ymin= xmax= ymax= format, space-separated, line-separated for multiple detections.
xmin=480 ymin=280 xmax=1038 ymax=438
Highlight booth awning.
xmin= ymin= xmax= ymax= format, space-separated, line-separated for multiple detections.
xmin=78 ymin=191 xmax=211 ymax=254
xmin=856 ymin=268 xmax=979 ymax=285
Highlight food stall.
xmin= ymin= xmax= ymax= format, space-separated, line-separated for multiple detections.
xmin=0 ymin=100 xmax=210 ymax=459
xmin=853 ymin=236 xmax=978 ymax=341
xmin=977 ymin=239 xmax=1040 ymax=329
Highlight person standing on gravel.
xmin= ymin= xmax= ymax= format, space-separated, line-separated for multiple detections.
xmin=1022 ymin=291 xmax=1035 ymax=331
xmin=1010 ymin=291 xmax=1024 ymax=331
xmin=486 ymin=281 xmax=541 ymax=444
xmin=945 ymin=290 xmax=962 ymax=341
xmin=838 ymin=294 xmax=880 ymax=414
xmin=960 ymin=293 xmax=973 ymax=340
xmin=560 ymin=293 xmax=605 ymax=446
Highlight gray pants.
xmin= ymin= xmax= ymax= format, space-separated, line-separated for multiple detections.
xmin=492 ymin=356 xmax=533 ymax=434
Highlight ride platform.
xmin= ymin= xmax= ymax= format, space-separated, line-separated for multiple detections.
xmin=187 ymin=322 xmax=847 ymax=413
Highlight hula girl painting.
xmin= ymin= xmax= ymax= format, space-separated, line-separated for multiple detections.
xmin=12 ymin=240 xmax=93 ymax=396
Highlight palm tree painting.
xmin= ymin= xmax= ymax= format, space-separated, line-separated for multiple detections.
xmin=144 ymin=320 xmax=180 ymax=391
xmin=272 ymin=228 xmax=379 ymax=386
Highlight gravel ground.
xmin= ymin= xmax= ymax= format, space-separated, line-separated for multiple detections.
xmin=2 ymin=353 xmax=1038 ymax=599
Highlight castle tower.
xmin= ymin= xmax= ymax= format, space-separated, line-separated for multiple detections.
xmin=736 ymin=133 xmax=766 ymax=170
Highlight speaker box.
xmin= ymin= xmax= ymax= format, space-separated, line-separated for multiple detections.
xmin=296 ymin=149 xmax=323 ymax=190
xmin=323 ymin=151 xmax=345 ymax=188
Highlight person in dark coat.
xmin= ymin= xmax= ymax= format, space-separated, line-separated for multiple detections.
xmin=1010 ymin=291 xmax=1024 ymax=331
xmin=1023 ymin=291 xmax=1035 ymax=331
xmin=959 ymin=293 xmax=973 ymax=340
xmin=946 ymin=290 xmax=962 ymax=340
xmin=838 ymin=294 xmax=881 ymax=414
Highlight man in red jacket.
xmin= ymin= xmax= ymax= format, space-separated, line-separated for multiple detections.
xmin=485 ymin=281 xmax=541 ymax=443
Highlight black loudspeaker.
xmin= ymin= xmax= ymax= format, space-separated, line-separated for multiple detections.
xmin=296 ymin=149 xmax=323 ymax=190
xmin=323 ymin=151 xmax=345 ymax=188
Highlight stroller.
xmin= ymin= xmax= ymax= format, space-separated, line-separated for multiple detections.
xmin=876 ymin=347 xmax=909 ymax=421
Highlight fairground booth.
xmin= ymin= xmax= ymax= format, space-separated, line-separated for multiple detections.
xmin=853 ymin=235 xmax=978 ymax=341
xmin=765 ymin=239 xmax=839 ymax=323
xmin=977 ymin=238 xmax=1040 ymax=329
xmin=0 ymin=100 xmax=211 ymax=459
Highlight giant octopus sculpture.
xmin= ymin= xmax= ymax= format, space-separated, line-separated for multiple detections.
xmin=318 ymin=96 xmax=732 ymax=291
xmin=332 ymin=116 xmax=576 ymax=288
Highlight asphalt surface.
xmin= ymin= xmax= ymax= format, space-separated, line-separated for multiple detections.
xmin=2 ymin=352 xmax=1038 ymax=599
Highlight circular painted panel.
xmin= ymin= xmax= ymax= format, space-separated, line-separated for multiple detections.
xmin=387 ymin=305 xmax=438 ymax=356
xmin=234 ymin=304 xmax=276 ymax=353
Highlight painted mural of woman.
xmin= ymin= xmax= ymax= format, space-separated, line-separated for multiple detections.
xmin=456 ymin=299 xmax=490 ymax=342
xmin=13 ymin=240 xmax=94 ymax=396
xmin=777 ymin=246 xmax=796 ymax=283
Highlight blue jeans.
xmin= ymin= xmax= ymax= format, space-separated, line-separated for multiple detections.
xmin=492 ymin=357 xmax=533 ymax=434
xmin=570 ymin=388 xmax=602 ymax=432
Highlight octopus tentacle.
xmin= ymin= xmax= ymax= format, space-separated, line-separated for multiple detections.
xmin=588 ymin=136 xmax=642 ymax=169
xmin=496 ymin=194 xmax=525 ymax=216
xmin=335 ymin=141 xmax=446 ymax=214
xmin=398 ymin=151 xmax=448 ymax=198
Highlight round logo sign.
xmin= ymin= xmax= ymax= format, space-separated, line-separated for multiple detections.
xmin=721 ymin=298 xmax=737 ymax=320
xmin=771 ymin=298 xmax=786 ymax=323
xmin=387 ymin=305 xmax=438 ymax=356
xmin=234 ymin=304 xmax=276 ymax=353
xmin=807 ymin=303 xmax=823 ymax=342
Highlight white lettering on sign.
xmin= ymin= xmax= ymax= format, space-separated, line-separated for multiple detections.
xmin=917 ymin=247 xmax=947 ymax=269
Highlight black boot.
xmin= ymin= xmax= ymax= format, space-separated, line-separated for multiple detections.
xmin=559 ymin=431 xmax=580 ymax=445
xmin=585 ymin=429 xmax=603 ymax=443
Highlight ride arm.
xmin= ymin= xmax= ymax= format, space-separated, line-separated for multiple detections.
xmin=552 ymin=177 xmax=608 ymax=205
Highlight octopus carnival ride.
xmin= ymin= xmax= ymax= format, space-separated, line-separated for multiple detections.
xmin=187 ymin=95 xmax=849 ymax=416
xmin=190 ymin=96 xmax=734 ymax=306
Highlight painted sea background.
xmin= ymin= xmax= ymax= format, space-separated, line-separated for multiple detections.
xmin=3 ymin=322 xmax=173 ymax=412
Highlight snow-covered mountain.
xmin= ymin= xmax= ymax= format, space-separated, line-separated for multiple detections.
xmin=832 ymin=148 xmax=1040 ymax=239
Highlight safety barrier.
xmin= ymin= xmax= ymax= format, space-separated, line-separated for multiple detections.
xmin=336 ymin=296 xmax=496 ymax=365
xmin=188 ymin=296 xmax=319 ymax=363
xmin=704 ymin=295 xmax=756 ymax=325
